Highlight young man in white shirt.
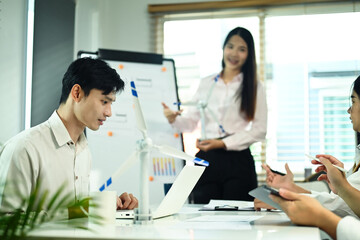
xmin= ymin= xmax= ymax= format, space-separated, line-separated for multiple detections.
xmin=0 ymin=57 xmax=138 ymax=214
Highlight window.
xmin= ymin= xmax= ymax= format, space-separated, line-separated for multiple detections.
xmin=159 ymin=3 xmax=360 ymax=174
xmin=265 ymin=13 xmax=360 ymax=171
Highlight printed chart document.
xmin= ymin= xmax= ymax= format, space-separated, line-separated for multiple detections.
xmin=199 ymin=199 xmax=255 ymax=211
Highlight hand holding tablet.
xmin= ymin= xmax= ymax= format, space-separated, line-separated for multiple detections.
xmin=249 ymin=185 xmax=282 ymax=210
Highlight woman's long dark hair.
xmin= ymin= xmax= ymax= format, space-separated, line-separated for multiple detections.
xmin=352 ymin=75 xmax=360 ymax=172
xmin=222 ymin=27 xmax=257 ymax=121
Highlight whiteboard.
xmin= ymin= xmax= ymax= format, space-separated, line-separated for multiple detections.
xmin=81 ymin=50 xmax=184 ymax=204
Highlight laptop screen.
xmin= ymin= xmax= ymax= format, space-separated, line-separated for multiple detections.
xmin=116 ymin=165 xmax=205 ymax=219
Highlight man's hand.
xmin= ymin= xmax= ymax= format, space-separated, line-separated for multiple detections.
xmin=161 ymin=102 xmax=183 ymax=124
xmin=196 ymin=139 xmax=226 ymax=152
xmin=117 ymin=192 xmax=138 ymax=210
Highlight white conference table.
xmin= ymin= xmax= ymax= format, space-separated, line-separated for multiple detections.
xmin=28 ymin=205 xmax=323 ymax=240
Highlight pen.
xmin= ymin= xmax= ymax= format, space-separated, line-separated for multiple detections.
xmin=269 ymin=168 xmax=286 ymax=176
xmin=304 ymin=154 xmax=347 ymax=173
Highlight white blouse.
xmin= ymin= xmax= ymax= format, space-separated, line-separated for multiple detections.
xmin=337 ymin=216 xmax=360 ymax=240
xmin=172 ymin=72 xmax=268 ymax=151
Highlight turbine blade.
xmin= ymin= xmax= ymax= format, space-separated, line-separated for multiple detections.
xmin=207 ymin=107 xmax=226 ymax=134
xmin=205 ymin=74 xmax=219 ymax=103
xmin=174 ymin=102 xmax=197 ymax=106
xmin=178 ymin=101 xmax=197 ymax=107
xmin=99 ymin=151 xmax=138 ymax=191
xmin=130 ymin=81 xmax=147 ymax=137
xmin=155 ymin=144 xmax=209 ymax=167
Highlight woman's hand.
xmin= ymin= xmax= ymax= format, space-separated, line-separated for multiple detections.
xmin=254 ymin=198 xmax=276 ymax=211
xmin=270 ymin=188 xmax=340 ymax=239
xmin=262 ymin=163 xmax=295 ymax=190
xmin=271 ymin=189 xmax=323 ymax=225
xmin=311 ymin=154 xmax=346 ymax=194
xmin=161 ymin=102 xmax=183 ymax=124
xmin=312 ymin=154 xmax=344 ymax=173
xmin=196 ymin=139 xmax=226 ymax=152
xmin=316 ymin=157 xmax=347 ymax=194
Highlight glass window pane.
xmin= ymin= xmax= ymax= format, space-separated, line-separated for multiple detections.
xmin=265 ymin=12 xmax=360 ymax=169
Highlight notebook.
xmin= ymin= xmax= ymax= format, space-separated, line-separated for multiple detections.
xmin=116 ymin=165 xmax=205 ymax=219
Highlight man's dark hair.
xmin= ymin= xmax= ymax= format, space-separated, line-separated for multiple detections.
xmin=59 ymin=57 xmax=125 ymax=104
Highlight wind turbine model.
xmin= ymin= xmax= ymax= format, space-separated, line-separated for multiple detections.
xmin=174 ymin=74 xmax=227 ymax=140
xmin=99 ymin=80 xmax=209 ymax=224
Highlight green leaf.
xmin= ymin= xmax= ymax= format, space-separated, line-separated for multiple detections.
xmin=1 ymin=180 xmax=103 ymax=238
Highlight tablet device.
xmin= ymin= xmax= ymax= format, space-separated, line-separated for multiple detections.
xmin=248 ymin=185 xmax=282 ymax=210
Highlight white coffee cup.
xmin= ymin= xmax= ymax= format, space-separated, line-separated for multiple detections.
xmin=89 ymin=191 xmax=117 ymax=224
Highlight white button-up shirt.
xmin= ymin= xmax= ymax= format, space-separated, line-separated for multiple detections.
xmin=0 ymin=111 xmax=91 ymax=212
xmin=172 ymin=72 xmax=268 ymax=151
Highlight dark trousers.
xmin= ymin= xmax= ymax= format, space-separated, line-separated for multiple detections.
xmin=191 ymin=148 xmax=258 ymax=204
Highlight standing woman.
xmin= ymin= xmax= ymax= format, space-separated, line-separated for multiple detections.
xmin=162 ymin=27 xmax=268 ymax=203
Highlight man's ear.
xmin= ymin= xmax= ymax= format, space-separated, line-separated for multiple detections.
xmin=70 ymin=84 xmax=84 ymax=103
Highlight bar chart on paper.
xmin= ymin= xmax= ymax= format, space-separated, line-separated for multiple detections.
xmin=152 ymin=157 xmax=177 ymax=177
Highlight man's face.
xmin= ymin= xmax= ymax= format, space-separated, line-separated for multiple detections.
xmin=75 ymin=89 xmax=115 ymax=131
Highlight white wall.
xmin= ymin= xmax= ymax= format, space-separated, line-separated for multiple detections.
xmin=0 ymin=0 xmax=27 ymax=145
xmin=74 ymin=0 xmax=228 ymax=55
xmin=0 ymin=0 xmax=226 ymax=144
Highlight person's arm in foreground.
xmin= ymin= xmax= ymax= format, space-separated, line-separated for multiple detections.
xmin=270 ymin=188 xmax=340 ymax=239
xmin=314 ymin=156 xmax=360 ymax=217
xmin=116 ymin=192 xmax=138 ymax=210
xmin=262 ymin=163 xmax=310 ymax=193
xmin=254 ymin=163 xmax=310 ymax=210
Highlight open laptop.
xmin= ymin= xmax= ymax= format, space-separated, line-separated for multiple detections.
xmin=116 ymin=165 xmax=205 ymax=219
